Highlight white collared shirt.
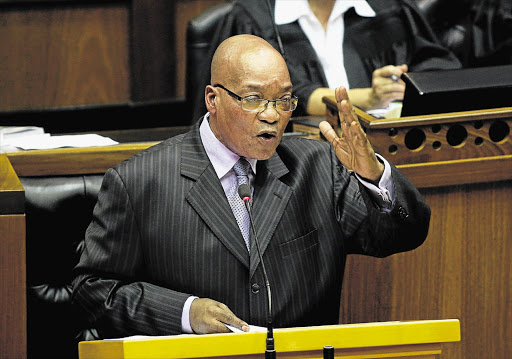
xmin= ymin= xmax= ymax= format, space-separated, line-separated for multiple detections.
xmin=275 ymin=0 xmax=376 ymax=89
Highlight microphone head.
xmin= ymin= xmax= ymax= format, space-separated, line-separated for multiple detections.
xmin=238 ymin=184 xmax=251 ymax=202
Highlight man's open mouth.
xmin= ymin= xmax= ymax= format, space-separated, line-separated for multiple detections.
xmin=257 ymin=131 xmax=277 ymax=139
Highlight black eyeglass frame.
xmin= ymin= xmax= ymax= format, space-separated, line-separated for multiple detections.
xmin=213 ymin=84 xmax=298 ymax=112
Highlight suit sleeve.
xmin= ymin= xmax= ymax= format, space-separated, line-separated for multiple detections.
xmin=72 ymin=168 xmax=190 ymax=338
xmin=332 ymin=148 xmax=431 ymax=257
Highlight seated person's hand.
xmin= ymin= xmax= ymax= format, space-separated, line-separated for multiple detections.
xmin=307 ymin=64 xmax=408 ymax=115
xmin=367 ymin=64 xmax=408 ymax=110
xmin=190 ymin=298 xmax=250 ymax=334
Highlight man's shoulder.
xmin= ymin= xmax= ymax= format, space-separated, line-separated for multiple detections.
xmin=278 ymin=136 xmax=331 ymax=158
xmin=114 ymin=132 xmax=189 ymax=172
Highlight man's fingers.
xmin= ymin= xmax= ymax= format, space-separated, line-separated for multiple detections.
xmin=319 ymin=121 xmax=346 ymax=153
xmin=217 ymin=305 xmax=249 ymax=332
xmin=319 ymin=121 xmax=337 ymax=143
xmin=190 ymin=298 xmax=248 ymax=334
xmin=335 ymin=87 xmax=352 ymax=125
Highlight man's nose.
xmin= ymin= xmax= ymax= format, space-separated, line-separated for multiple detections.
xmin=258 ymin=101 xmax=280 ymax=123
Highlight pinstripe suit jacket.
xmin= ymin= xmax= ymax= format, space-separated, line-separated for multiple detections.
xmin=72 ymin=123 xmax=430 ymax=338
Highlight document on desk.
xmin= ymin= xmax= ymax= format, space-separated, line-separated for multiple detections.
xmin=3 ymin=133 xmax=118 ymax=150
xmin=224 ymin=323 xmax=266 ymax=333
xmin=366 ymin=101 xmax=403 ymax=119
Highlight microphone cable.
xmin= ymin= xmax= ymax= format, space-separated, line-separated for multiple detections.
xmin=265 ymin=0 xmax=286 ymax=59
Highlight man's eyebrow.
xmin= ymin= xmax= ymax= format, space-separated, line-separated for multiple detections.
xmin=242 ymin=84 xmax=294 ymax=93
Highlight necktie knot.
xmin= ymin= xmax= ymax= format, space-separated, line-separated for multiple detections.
xmin=233 ymin=158 xmax=251 ymax=178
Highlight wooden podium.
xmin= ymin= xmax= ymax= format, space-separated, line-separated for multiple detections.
xmin=79 ymin=319 xmax=460 ymax=359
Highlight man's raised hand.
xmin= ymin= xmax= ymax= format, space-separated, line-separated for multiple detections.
xmin=319 ymin=87 xmax=384 ymax=182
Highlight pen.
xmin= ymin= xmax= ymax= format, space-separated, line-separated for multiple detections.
xmin=391 ymin=74 xmax=399 ymax=82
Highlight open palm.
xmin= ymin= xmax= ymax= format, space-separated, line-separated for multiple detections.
xmin=319 ymin=87 xmax=384 ymax=182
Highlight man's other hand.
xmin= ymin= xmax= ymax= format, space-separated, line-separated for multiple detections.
xmin=189 ymin=298 xmax=250 ymax=334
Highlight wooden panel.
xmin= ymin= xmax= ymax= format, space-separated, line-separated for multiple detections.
xmin=398 ymin=155 xmax=512 ymax=188
xmin=0 ymin=3 xmax=130 ymax=110
xmin=340 ymin=180 xmax=512 ymax=359
xmin=0 ymin=215 xmax=26 ymax=359
xmin=0 ymin=154 xmax=26 ymax=359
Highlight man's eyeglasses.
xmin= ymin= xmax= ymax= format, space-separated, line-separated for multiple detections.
xmin=213 ymin=84 xmax=298 ymax=112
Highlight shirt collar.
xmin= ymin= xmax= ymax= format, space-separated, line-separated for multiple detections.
xmin=199 ymin=114 xmax=257 ymax=179
xmin=275 ymin=0 xmax=375 ymax=25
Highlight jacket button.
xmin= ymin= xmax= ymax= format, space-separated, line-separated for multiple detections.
xmin=251 ymin=283 xmax=260 ymax=294
xmin=398 ymin=206 xmax=409 ymax=219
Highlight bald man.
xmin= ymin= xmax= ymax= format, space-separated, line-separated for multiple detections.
xmin=72 ymin=35 xmax=430 ymax=338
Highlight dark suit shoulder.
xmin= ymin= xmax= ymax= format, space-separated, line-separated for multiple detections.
xmin=272 ymin=137 xmax=341 ymax=181
xmin=113 ymin=133 xmax=188 ymax=173
xmin=277 ymin=136 xmax=332 ymax=159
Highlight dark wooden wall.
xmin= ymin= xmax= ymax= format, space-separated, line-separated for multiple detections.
xmin=0 ymin=0 xmax=227 ymax=113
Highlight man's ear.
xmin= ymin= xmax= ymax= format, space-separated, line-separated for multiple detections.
xmin=205 ymin=85 xmax=217 ymax=114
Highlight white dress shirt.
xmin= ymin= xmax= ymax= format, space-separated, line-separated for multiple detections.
xmin=274 ymin=0 xmax=376 ymax=90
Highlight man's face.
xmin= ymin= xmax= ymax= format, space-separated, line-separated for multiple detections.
xmin=207 ymin=49 xmax=293 ymax=160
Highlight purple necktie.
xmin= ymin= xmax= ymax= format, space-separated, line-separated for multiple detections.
xmin=228 ymin=158 xmax=251 ymax=252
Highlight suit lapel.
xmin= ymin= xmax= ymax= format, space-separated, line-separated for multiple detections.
xmin=182 ymin=127 xmax=250 ymax=268
xmin=249 ymin=153 xmax=292 ymax=277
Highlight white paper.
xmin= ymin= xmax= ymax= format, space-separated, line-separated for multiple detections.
xmin=4 ymin=133 xmax=118 ymax=150
xmin=104 ymin=324 xmax=267 ymax=341
xmin=224 ymin=323 xmax=267 ymax=333
xmin=366 ymin=101 xmax=403 ymax=119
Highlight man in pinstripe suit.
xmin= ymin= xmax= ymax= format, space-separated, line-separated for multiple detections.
xmin=72 ymin=34 xmax=430 ymax=338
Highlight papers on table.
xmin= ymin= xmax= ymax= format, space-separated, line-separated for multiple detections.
xmin=0 ymin=126 xmax=118 ymax=151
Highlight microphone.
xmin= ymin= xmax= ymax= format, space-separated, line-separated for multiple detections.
xmin=238 ymin=184 xmax=276 ymax=359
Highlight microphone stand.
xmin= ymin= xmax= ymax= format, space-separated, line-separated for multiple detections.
xmin=252 ymin=227 xmax=275 ymax=359
xmin=240 ymin=185 xmax=276 ymax=358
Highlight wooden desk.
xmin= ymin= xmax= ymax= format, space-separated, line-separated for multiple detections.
xmin=6 ymin=142 xmax=158 ymax=177
xmin=5 ymin=125 xmax=190 ymax=176
xmin=6 ymin=140 xmax=512 ymax=189
xmin=79 ymin=320 xmax=460 ymax=359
